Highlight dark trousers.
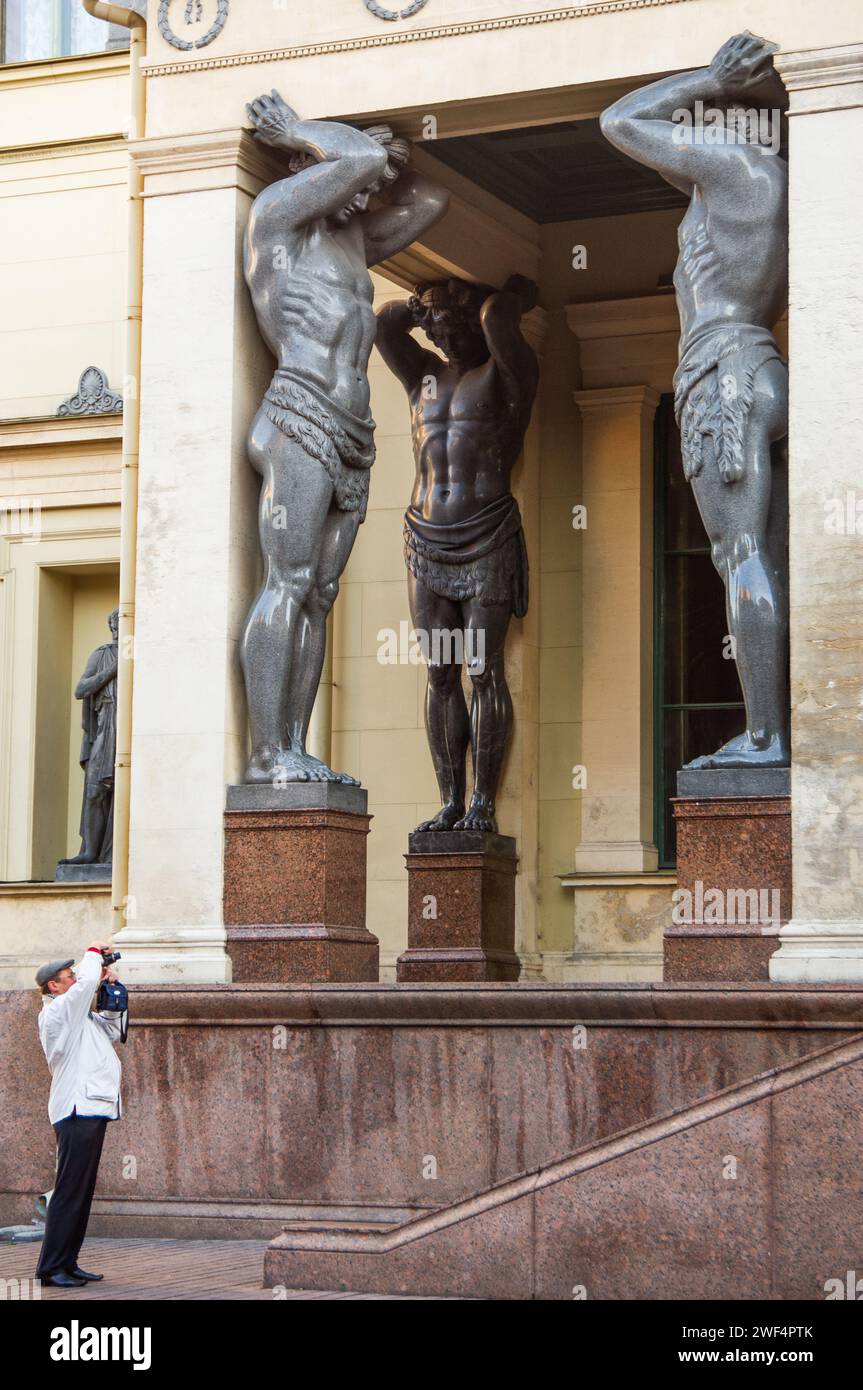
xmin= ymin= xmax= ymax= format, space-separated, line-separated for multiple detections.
xmin=36 ymin=1113 xmax=107 ymax=1278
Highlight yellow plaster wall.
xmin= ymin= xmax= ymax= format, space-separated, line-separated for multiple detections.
xmin=0 ymin=53 xmax=129 ymax=420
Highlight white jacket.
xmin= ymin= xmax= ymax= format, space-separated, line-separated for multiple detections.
xmin=38 ymin=948 xmax=124 ymax=1124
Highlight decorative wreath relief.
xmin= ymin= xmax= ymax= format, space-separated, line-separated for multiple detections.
xmin=365 ymin=0 xmax=430 ymax=20
xmin=158 ymin=0 xmax=229 ymax=51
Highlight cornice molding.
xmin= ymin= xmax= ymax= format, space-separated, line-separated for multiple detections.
xmin=775 ymin=44 xmax=863 ymax=115
xmin=574 ymin=383 xmax=661 ymax=412
xmin=143 ymin=0 xmax=696 ymax=79
xmin=0 ymin=134 xmax=126 ymax=166
xmin=129 ymin=128 xmax=291 ymax=196
xmin=567 ymin=292 xmax=679 ymax=341
xmin=0 ymin=415 xmax=123 ymax=452
xmin=0 ymin=50 xmax=130 ymax=90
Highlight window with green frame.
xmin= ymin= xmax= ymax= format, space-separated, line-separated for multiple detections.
xmin=653 ymin=394 xmax=745 ymax=867
xmin=1 ymin=0 xmax=125 ymax=64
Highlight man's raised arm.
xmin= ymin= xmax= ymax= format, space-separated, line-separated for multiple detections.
xmin=247 ymin=91 xmax=388 ymax=228
xmin=40 ymin=948 xmax=106 ymax=1062
xmin=600 ymin=33 xmax=784 ymax=193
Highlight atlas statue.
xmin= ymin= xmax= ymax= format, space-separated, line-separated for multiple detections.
xmin=376 ymin=274 xmax=539 ymax=832
xmin=602 ymin=33 xmax=790 ymax=769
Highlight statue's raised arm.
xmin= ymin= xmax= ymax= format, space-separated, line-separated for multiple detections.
xmin=246 ymin=91 xmax=389 ymax=228
xmin=601 ymin=33 xmax=786 ymax=194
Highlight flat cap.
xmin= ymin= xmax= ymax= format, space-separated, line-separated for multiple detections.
xmin=35 ymin=958 xmax=75 ymax=988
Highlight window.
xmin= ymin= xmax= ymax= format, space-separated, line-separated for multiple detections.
xmin=1 ymin=0 xmax=124 ymax=63
xmin=653 ymin=395 xmax=745 ymax=867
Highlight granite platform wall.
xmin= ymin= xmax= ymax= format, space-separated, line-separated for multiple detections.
xmin=1 ymin=983 xmax=860 ymax=1241
xmin=266 ymin=1031 xmax=863 ymax=1299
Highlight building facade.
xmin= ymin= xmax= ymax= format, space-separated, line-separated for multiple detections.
xmin=1 ymin=0 xmax=861 ymax=990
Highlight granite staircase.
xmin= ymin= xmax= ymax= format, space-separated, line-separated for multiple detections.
xmin=265 ymin=1030 xmax=863 ymax=1300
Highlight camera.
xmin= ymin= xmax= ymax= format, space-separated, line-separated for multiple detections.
xmin=101 ymin=949 xmax=122 ymax=966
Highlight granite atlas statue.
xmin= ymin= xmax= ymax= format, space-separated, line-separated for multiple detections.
xmin=376 ymin=275 xmax=539 ymax=832
xmin=601 ymin=32 xmax=790 ymax=771
xmin=241 ymin=91 xmax=449 ymax=785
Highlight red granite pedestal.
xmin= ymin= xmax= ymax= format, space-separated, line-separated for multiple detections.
xmin=664 ymin=768 xmax=790 ymax=982
xmin=397 ymin=830 xmax=520 ymax=982
xmin=223 ymin=784 xmax=378 ymax=983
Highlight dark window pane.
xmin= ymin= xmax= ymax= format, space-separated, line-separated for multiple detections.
xmin=663 ymin=554 xmax=742 ymax=706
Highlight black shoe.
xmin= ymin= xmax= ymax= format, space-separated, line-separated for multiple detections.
xmin=40 ymin=1273 xmax=87 ymax=1288
xmin=71 ymin=1267 xmax=104 ymax=1282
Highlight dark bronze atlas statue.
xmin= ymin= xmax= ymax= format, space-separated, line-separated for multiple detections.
xmin=57 ymin=608 xmax=118 ymax=875
xmin=602 ymin=32 xmax=790 ymax=770
xmin=376 ymin=275 xmax=539 ymax=832
xmin=241 ymin=92 xmax=448 ymax=785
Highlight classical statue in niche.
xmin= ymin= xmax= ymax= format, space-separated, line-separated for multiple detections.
xmin=601 ymin=32 xmax=790 ymax=770
xmin=58 ymin=608 xmax=118 ymax=870
xmin=376 ymin=275 xmax=539 ymax=832
xmin=241 ymin=92 xmax=449 ymax=785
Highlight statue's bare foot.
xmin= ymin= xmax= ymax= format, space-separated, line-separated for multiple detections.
xmin=454 ymin=798 xmax=498 ymax=833
xmin=685 ymin=732 xmax=789 ymax=771
xmin=245 ymin=746 xmax=308 ymax=784
xmin=58 ymin=853 xmax=96 ymax=866
xmin=294 ymin=750 xmax=360 ymax=786
xmin=415 ymin=802 xmax=465 ymax=833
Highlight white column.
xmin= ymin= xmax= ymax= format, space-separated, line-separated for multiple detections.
xmin=770 ymin=46 xmax=863 ymax=982
xmin=115 ymin=132 xmax=277 ymax=982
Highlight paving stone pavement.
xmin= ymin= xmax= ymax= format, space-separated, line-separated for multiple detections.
xmin=0 ymin=1236 xmax=462 ymax=1300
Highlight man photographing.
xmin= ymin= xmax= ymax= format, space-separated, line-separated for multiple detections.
xmin=34 ymin=943 xmax=126 ymax=1289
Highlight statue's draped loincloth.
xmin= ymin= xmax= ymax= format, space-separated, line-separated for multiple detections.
xmin=673 ymin=323 xmax=785 ymax=484
xmin=262 ymin=370 xmax=376 ymax=520
xmin=404 ymin=494 xmax=528 ymax=615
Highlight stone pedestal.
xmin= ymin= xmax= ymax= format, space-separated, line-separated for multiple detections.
xmin=664 ymin=769 xmax=790 ymax=983
xmin=223 ymin=783 xmax=378 ymax=983
xmin=397 ymin=830 xmax=520 ymax=982
xmin=54 ymin=862 xmax=112 ymax=884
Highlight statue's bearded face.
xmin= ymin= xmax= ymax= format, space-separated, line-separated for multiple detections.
xmin=108 ymin=610 xmax=119 ymax=640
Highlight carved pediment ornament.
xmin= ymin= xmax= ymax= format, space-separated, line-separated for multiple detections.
xmin=158 ymin=0 xmax=229 ymax=51
xmin=57 ymin=367 xmax=123 ymax=418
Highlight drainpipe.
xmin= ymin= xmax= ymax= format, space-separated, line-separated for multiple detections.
xmin=82 ymin=2 xmax=146 ymax=938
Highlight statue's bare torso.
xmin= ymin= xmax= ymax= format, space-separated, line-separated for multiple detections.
xmin=245 ymin=215 xmax=376 ymax=418
xmin=675 ymin=160 xmax=787 ymax=351
xmin=409 ymin=359 xmax=521 ymax=523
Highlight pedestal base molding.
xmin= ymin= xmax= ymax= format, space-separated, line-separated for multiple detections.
xmin=769 ymin=922 xmax=863 ymax=983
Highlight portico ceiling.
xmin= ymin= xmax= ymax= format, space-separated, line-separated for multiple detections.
xmin=422 ymin=118 xmax=688 ymax=223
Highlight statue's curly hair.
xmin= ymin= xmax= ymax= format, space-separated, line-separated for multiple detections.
xmin=407 ymin=278 xmax=497 ymax=334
